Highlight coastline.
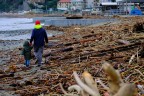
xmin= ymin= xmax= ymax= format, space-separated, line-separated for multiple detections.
xmin=0 ymin=15 xmax=144 ymax=96
xmin=0 ymin=29 xmax=63 ymax=51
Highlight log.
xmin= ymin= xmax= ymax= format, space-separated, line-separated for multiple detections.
xmin=43 ymin=47 xmax=74 ymax=57
xmin=0 ymin=73 xmax=14 ymax=79
xmin=117 ymin=39 xmax=130 ymax=45
xmin=60 ymin=42 xmax=141 ymax=63
xmin=82 ymin=34 xmax=97 ymax=39
xmin=62 ymin=47 xmax=73 ymax=52
xmin=83 ymin=42 xmax=141 ymax=57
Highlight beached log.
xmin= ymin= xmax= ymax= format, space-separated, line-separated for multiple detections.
xmin=64 ymin=42 xmax=79 ymax=46
xmin=62 ymin=47 xmax=73 ymax=52
xmin=90 ymin=42 xmax=140 ymax=56
xmin=60 ymin=42 xmax=141 ymax=63
xmin=82 ymin=34 xmax=97 ymax=39
xmin=43 ymin=47 xmax=74 ymax=57
xmin=0 ymin=91 xmax=14 ymax=96
xmin=117 ymin=39 xmax=130 ymax=45
xmin=0 ymin=73 xmax=14 ymax=79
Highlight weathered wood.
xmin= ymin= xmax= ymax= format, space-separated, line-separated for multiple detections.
xmin=84 ymin=42 xmax=141 ymax=56
xmin=0 ymin=73 xmax=14 ymax=79
xmin=62 ymin=47 xmax=73 ymax=52
xmin=82 ymin=34 xmax=97 ymax=39
xmin=43 ymin=47 xmax=74 ymax=57
xmin=117 ymin=39 xmax=130 ymax=45
xmin=60 ymin=42 xmax=141 ymax=62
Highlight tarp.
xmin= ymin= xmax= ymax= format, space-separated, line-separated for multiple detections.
xmin=130 ymin=8 xmax=142 ymax=15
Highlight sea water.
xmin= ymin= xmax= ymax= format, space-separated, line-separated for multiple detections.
xmin=0 ymin=18 xmax=60 ymax=40
xmin=0 ymin=18 xmax=34 ymax=31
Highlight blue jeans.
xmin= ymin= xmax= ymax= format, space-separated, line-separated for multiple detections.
xmin=25 ymin=60 xmax=30 ymax=67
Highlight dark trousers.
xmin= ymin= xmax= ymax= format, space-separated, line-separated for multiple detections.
xmin=34 ymin=46 xmax=44 ymax=65
xmin=25 ymin=60 xmax=30 ymax=67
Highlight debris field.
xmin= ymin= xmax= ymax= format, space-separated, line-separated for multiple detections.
xmin=0 ymin=16 xmax=143 ymax=96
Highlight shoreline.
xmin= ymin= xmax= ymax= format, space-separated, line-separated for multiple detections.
xmin=0 ymin=29 xmax=63 ymax=51
xmin=0 ymin=15 xmax=144 ymax=96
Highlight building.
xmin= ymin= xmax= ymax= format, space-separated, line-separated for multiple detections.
xmin=119 ymin=0 xmax=144 ymax=14
xmin=70 ymin=0 xmax=85 ymax=10
xmin=84 ymin=0 xmax=94 ymax=8
xmin=100 ymin=0 xmax=113 ymax=2
xmin=100 ymin=1 xmax=117 ymax=11
xmin=57 ymin=0 xmax=71 ymax=10
xmin=122 ymin=0 xmax=144 ymax=3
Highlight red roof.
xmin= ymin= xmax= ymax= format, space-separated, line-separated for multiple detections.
xmin=59 ymin=0 xmax=71 ymax=3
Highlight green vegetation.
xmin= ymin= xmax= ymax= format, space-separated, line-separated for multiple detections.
xmin=46 ymin=0 xmax=59 ymax=9
xmin=28 ymin=0 xmax=59 ymax=11
xmin=41 ymin=0 xmax=59 ymax=10
xmin=0 ymin=0 xmax=59 ymax=12
xmin=111 ymin=0 xmax=116 ymax=2
xmin=0 ymin=0 xmax=24 ymax=12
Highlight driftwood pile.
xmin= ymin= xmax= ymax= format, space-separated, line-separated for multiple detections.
xmin=59 ymin=62 xmax=138 ymax=96
xmin=0 ymin=16 xmax=144 ymax=96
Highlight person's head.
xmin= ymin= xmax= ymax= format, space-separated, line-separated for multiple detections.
xmin=23 ymin=41 xmax=30 ymax=47
xmin=35 ymin=20 xmax=42 ymax=29
xmin=35 ymin=20 xmax=41 ymax=25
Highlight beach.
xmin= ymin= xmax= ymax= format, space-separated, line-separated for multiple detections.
xmin=0 ymin=17 xmax=64 ymax=51
xmin=0 ymin=15 xmax=144 ymax=96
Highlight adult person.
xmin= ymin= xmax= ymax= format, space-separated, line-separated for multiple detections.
xmin=30 ymin=20 xmax=48 ymax=67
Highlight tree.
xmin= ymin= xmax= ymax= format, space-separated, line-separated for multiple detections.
xmin=0 ymin=0 xmax=24 ymax=12
xmin=44 ymin=0 xmax=59 ymax=10
xmin=111 ymin=0 xmax=116 ymax=2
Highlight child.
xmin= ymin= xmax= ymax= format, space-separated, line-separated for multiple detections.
xmin=21 ymin=40 xmax=33 ymax=67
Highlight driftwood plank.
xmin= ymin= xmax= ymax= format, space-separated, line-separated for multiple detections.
xmin=60 ymin=42 xmax=141 ymax=62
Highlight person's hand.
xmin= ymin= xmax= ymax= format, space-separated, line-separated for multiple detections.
xmin=29 ymin=43 xmax=32 ymax=46
xmin=45 ymin=43 xmax=48 ymax=47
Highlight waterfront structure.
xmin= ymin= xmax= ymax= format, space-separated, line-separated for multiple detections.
xmin=119 ymin=0 xmax=144 ymax=14
xmin=100 ymin=0 xmax=113 ymax=2
xmin=57 ymin=0 xmax=85 ymax=11
xmin=122 ymin=0 xmax=144 ymax=3
xmin=57 ymin=0 xmax=71 ymax=10
xmin=70 ymin=0 xmax=85 ymax=10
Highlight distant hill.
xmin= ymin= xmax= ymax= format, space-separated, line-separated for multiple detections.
xmin=0 ymin=0 xmax=24 ymax=12
xmin=0 ymin=0 xmax=59 ymax=12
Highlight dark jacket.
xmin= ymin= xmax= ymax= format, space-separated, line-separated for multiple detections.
xmin=21 ymin=41 xmax=33 ymax=60
xmin=30 ymin=27 xmax=48 ymax=47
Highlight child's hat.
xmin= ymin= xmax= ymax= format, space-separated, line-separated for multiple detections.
xmin=35 ymin=20 xmax=41 ymax=25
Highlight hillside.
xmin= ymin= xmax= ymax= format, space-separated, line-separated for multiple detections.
xmin=0 ymin=0 xmax=59 ymax=12
xmin=0 ymin=0 xmax=24 ymax=12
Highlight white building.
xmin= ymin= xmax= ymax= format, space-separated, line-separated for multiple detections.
xmin=85 ymin=0 xmax=94 ymax=8
xmin=100 ymin=0 xmax=123 ymax=3
xmin=100 ymin=0 xmax=112 ymax=2
xmin=116 ymin=0 xmax=123 ymax=2
xmin=57 ymin=0 xmax=71 ymax=10
xmin=70 ymin=0 xmax=85 ymax=10
xmin=100 ymin=0 xmax=123 ymax=6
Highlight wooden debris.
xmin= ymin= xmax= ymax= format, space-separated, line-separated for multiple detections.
xmin=0 ymin=16 xmax=144 ymax=96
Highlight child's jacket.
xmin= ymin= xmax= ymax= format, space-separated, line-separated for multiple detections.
xmin=21 ymin=41 xmax=33 ymax=60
